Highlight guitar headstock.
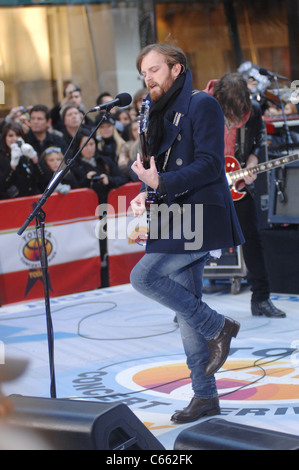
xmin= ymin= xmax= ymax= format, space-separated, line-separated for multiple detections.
xmin=138 ymin=99 xmax=150 ymax=135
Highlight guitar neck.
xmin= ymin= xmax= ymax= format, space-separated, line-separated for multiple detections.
xmin=140 ymin=133 xmax=150 ymax=169
xmin=229 ymin=153 xmax=299 ymax=182
xmin=138 ymin=99 xmax=150 ymax=170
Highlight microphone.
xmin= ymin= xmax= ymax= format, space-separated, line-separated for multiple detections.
xmin=89 ymin=93 xmax=132 ymax=113
xmin=259 ymin=67 xmax=289 ymax=81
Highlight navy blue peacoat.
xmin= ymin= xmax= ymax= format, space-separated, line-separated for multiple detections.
xmin=145 ymin=69 xmax=244 ymax=253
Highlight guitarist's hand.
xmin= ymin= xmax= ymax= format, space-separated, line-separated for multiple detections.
xmin=131 ymin=154 xmax=159 ymax=190
xmin=130 ymin=191 xmax=147 ymax=217
xmin=244 ymin=154 xmax=258 ymax=185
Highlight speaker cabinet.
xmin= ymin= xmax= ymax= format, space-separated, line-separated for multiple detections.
xmin=268 ymin=161 xmax=299 ymax=224
xmin=174 ymin=418 xmax=299 ymax=450
xmin=6 ymin=395 xmax=164 ymax=450
xmin=260 ymin=228 xmax=299 ymax=294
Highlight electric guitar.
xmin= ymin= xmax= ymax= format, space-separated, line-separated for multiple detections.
xmin=138 ymin=100 xmax=157 ymax=218
xmin=226 ymin=153 xmax=299 ymax=201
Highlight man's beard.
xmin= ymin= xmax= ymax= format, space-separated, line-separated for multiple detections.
xmin=148 ymin=74 xmax=175 ymax=102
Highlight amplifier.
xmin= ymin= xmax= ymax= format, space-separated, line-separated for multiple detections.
xmin=203 ymin=246 xmax=247 ymax=294
xmin=204 ymin=246 xmax=246 ymax=278
xmin=268 ymin=160 xmax=299 ymax=224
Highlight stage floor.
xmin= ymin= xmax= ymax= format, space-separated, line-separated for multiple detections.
xmin=1 ymin=282 xmax=299 ymax=450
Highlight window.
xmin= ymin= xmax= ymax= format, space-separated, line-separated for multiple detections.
xmin=0 ymin=3 xmax=141 ymax=117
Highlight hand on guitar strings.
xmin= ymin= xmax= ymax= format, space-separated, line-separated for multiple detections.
xmin=243 ymin=153 xmax=258 ymax=185
xmin=130 ymin=190 xmax=147 ymax=218
xmin=131 ymin=153 xmax=159 ymax=190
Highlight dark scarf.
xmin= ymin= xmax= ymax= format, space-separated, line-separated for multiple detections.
xmin=147 ymin=73 xmax=186 ymax=157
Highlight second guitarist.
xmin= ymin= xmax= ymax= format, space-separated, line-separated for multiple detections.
xmin=207 ymin=72 xmax=286 ymax=318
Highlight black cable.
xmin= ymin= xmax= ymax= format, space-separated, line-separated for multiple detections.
xmin=0 ymin=301 xmax=179 ymax=340
xmin=77 ymin=307 xmax=179 ymax=340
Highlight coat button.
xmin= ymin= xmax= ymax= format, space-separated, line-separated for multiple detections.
xmin=176 ymin=158 xmax=183 ymax=166
xmin=177 ymin=134 xmax=182 ymax=141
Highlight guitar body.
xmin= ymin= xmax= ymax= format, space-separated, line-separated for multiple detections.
xmin=225 ymin=155 xmax=246 ymax=201
xmin=225 ymin=151 xmax=299 ymax=202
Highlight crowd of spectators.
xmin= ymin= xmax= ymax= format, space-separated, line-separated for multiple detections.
xmin=1 ymin=79 xmax=298 ymax=203
xmin=0 ymin=82 xmax=147 ymax=202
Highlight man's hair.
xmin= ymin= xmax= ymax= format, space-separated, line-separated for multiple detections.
xmin=1 ymin=121 xmax=24 ymax=154
xmin=136 ymin=43 xmax=187 ymax=75
xmin=213 ymin=73 xmax=252 ymax=122
xmin=29 ymin=104 xmax=50 ymax=120
xmin=96 ymin=91 xmax=112 ymax=106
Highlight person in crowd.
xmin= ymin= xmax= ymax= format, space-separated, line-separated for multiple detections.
xmin=114 ymin=109 xmax=132 ymax=141
xmin=0 ymin=122 xmax=45 ymax=198
xmin=96 ymin=116 xmax=127 ymax=164
xmin=94 ymin=91 xmax=125 ymax=135
xmin=129 ymin=43 xmax=244 ymax=424
xmin=115 ymin=109 xmax=132 ymax=129
xmin=117 ymin=143 xmax=139 ymax=182
xmin=39 ymin=146 xmax=79 ymax=194
xmin=60 ymin=104 xmax=84 ymax=158
xmin=284 ymin=101 xmax=298 ymax=115
xmin=128 ymin=105 xmax=138 ymax=121
xmin=68 ymin=85 xmax=94 ymax=129
xmin=132 ymin=88 xmax=148 ymax=116
xmin=50 ymin=82 xmax=93 ymax=131
xmin=72 ymin=129 xmax=127 ymax=204
xmin=25 ymin=104 xmax=67 ymax=158
xmin=95 ymin=91 xmax=114 ymax=108
xmin=263 ymin=103 xmax=282 ymax=117
xmin=208 ymin=72 xmax=286 ymax=317
xmin=0 ymin=105 xmax=32 ymax=135
xmin=125 ymin=118 xmax=141 ymax=161
xmin=128 ymin=117 xmax=140 ymax=142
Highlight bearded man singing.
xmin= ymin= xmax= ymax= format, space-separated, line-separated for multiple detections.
xmin=130 ymin=43 xmax=244 ymax=424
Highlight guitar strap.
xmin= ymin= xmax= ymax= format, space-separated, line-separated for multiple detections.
xmin=237 ymin=126 xmax=246 ymax=166
xmin=240 ymin=126 xmax=245 ymax=156
xmin=162 ymin=89 xmax=200 ymax=172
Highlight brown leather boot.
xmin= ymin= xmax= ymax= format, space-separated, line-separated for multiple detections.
xmin=171 ymin=397 xmax=220 ymax=424
xmin=205 ymin=317 xmax=240 ymax=378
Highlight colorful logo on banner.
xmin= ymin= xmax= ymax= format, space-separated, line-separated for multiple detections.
xmin=18 ymin=228 xmax=57 ymax=296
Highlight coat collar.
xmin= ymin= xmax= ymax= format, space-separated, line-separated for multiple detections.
xmin=145 ymin=70 xmax=194 ymax=158
xmin=167 ymin=68 xmax=194 ymax=116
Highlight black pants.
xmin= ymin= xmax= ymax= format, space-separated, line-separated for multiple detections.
xmin=234 ymin=194 xmax=270 ymax=302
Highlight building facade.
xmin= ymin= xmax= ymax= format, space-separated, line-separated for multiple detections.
xmin=0 ymin=0 xmax=298 ymax=115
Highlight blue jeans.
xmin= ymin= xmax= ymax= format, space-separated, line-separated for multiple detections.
xmin=130 ymin=252 xmax=224 ymax=398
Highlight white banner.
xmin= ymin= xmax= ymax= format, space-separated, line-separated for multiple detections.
xmin=0 ymin=219 xmax=99 ymax=274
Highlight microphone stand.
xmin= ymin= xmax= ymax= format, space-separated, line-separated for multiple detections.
xmin=17 ymin=110 xmax=111 ymax=398
xmin=269 ymin=74 xmax=292 ymax=208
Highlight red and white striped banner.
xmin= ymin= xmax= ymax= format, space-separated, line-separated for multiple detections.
xmin=0 ymin=189 xmax=101 ymax=305
xmin=105 ymin=183 xmax=146 ymax=286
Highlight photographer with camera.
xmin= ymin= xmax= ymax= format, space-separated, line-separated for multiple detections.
xmin=0 ymin=105 xmax=31 ymax=135
xmin=0 ymin=122 xmax=45 ymax=199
